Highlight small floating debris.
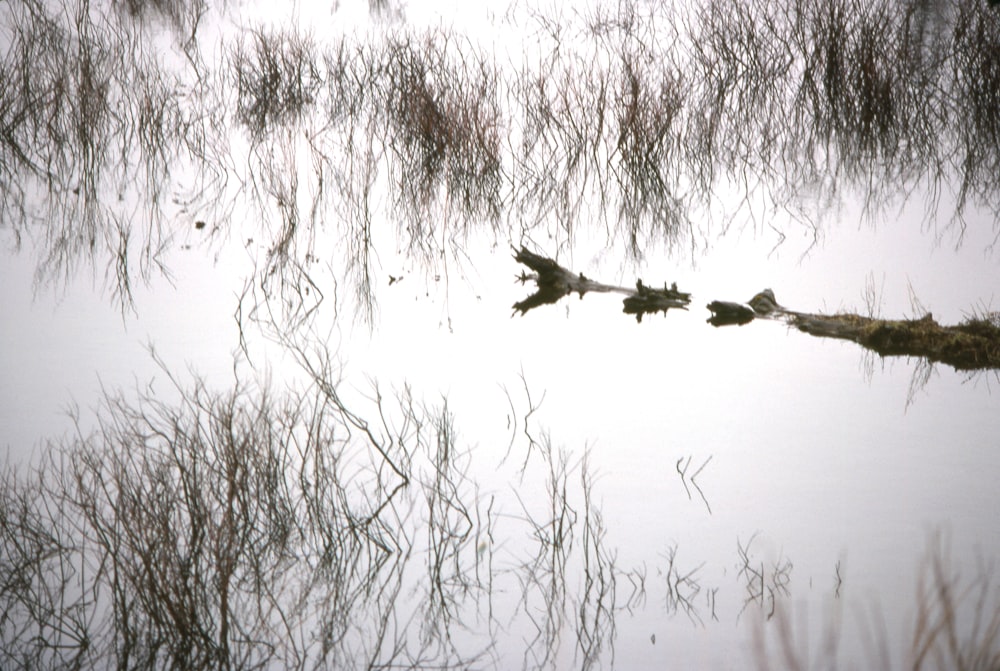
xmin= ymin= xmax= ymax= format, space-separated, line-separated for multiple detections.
xmin=622 ymin=280 xmax=691 ymax=323
xmin=706 ymin=289 xmax=782 ymax=326
xmin=706 ymin=301 xmax=755 ymax=326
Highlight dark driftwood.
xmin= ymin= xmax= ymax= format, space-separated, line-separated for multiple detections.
xmin=707 ymin=289 xmax=1000 ymax=371
xmin=512 ymin=247 xmax=690 ymax=321
xmin=706 ymin=289 xmax=784 ymax=326
xmin=512 ymin=252 xmax=1000 ymax=370
xmin=622 ymin=280 xmax=692 ymax=323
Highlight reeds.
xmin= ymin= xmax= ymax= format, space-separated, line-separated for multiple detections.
xmin=910 ymin=535 xmax=1000 ymax=671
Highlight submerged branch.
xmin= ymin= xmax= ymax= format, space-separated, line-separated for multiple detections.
xmin=512 ymin=246 xmax=691 ymax=321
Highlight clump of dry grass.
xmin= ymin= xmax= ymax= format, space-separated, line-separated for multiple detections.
xmin=848 ymin=311 xmax=1000 ymax=371
xmin=910 ymin=536 xmax=1000 ymax=671
xmin=753 ymin=535 xmax=1000 ymax=671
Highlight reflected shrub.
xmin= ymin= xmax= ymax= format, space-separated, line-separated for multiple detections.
xmin=0 ymin=358 xmax=629 ymax=669
xmin=790 ymin=0 xmax=914 ymax=175
xmin=950 ymin=0 xmax=1000 ymax=215
xmin=112 ymin=0 xmax=207 ymax=43
xmin=231 ymin=28 xmax=321 ymax=141
xmin=2 ymin=357 xmax=1000 ymax=668
xmin=0 ymin=365 xmax=417 ymax=669
xmin=0 ymin=0 xmax=186 ymax=312
xmin=0 ymin=343 xmax=588 ymax=668
xmin=380 ymin=33 xmax=502 ymax=228
xmin=685 ymin=0 xmax=793 ymax=189
xmin=4 ymin=0 xmax=1000 ymax=320
xmin=1 ymin=0 xmax=116 ymax=221
xmin=613 ymin=47 xmax=689 ymax=253
xmin=510 ymin=50 xmax=610 ymax=238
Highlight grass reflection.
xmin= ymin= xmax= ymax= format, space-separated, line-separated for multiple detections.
xmin=1 ymin=352 xmax=999 ymax=668
xmin=231 ymin=28 xmax=320 ymax=142
xmin=3 ymin=0 xmax=999 ymax=317
xmin=738 ymin=533 xmax=794 ymax=622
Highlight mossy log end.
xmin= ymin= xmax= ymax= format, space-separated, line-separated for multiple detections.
xmin=709 ymin=288 xmax=1000 ymax=371
xmin=794 ymin=312 xmax=1000 ymax=370
xmin=512 ymin=246 xmax=691 ymax=319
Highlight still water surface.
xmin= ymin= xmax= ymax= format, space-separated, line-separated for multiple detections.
xmin=2 ymin=0 xmax=999 ymax=668
xmin=4 ymin=201 xmax=998 ymax=668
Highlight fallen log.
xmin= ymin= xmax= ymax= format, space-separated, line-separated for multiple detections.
xmin=511 ymin=251 xmax=1000 ymax=371
xmin=512 ymin=246 xmax=691 ymax=321
xmin=794 ymin=312 xmax=1000 ymax=370
xmin=707 ymin=289 xmax=1000 ymax=371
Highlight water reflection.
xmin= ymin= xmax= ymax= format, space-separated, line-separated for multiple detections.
xmin=3 ymin=0 xmax=998 ymax=319
xmin=0 ymin=353 xmax=624 ymax=668
xmin=2 ymin=0 xmax=1000 ymax=669
xmin=3 ymin=354 xmax=997 ymax=668
xmin=676 ymin=454 xmax=713 ymax=514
